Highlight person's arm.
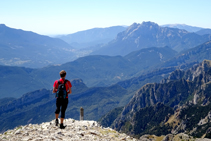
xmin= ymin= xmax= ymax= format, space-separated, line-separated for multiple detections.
xmin=53 ymin=87 xmax=57 ymax=93
xmin=53 ymin=80 xmax=58 ymax=93
xmin=67 ymin=87 xmax=72 ymax=94
xmin=67 ymin=81 xmax=72 ymax=94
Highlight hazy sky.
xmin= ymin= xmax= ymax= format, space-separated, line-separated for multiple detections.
xmin=0 ymin=0 xmax=210 ymax=35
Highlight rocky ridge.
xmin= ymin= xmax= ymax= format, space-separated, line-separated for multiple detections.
xmin=0 ymin=118 xmax=138 ymax=141
xmin=0 ymin=118 xmax=210 ymax=141
xmin=98 ymin=60 xmax=211 ymax=138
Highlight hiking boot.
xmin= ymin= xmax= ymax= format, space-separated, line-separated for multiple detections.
xmin=60 ymin=123 xmax=66 ymax=129
xmin=55 ymin=119 xmax=59 ymax=126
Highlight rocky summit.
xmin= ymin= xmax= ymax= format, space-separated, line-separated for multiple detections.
xmin=1 ymin=118 xmax=210 ymax=141
xmin=0 ymin=118 xmax=138 ymax=141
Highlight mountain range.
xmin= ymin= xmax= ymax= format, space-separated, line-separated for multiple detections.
xmin=56 ymin=26 xmax=128 ymax=59
xmin=99 ymin=60 xmax=211 ymax=138
xmin=161 ymin=24 xmax=203 ymax=32
xmin=196 ymin=28 xmax=211 ymax=36
xmin=1 ymin=59 xmax=211 ymax=137
xmin=1 ymin=40 xmax=211 ymax=99
xmin=0 ymin=46 xmax=177 ymax=99
xmin=92 ymin=22 xmax=211 ymax=56
xmin=57 ymin=26 xmax=127 ymax=49
xmin=0 ymin=24 xmax=75 ymax=68
xmin=0 ymin=78 xmax=128 ymax=133
xmin=1 ymin=22 xmax=211 ymax=69
xmin=162 ymin=24 xmax=211 ymax=36
xmin=0 ymin=62 xmax=180 ymax=133
xmin=1 ymin=40 xmax=211 ymax=132
xmin=2 ymin=21 xmax=211 ymax=139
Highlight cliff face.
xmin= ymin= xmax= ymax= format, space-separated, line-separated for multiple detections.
xmin=164 ymin=60 xmax=211 ymax=83
xmin=105 ymin=60 xmax=211 ymax=138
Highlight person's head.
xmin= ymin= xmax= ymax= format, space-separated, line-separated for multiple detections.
xmin=60 ymin=70 xmax=66 ymax=78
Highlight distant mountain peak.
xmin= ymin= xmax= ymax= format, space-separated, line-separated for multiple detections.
xmin=70 ymin=78 xmax=86 ymax=86
xmin=141 ymin=21 xmax=159 ymax=26
xmin=128 ymin=21 xmax=159 ymax=29
xmin=118 ymin=21 xmax=160 ymax=41
xmin=93 ymin=21 xmax=211 ymax=56
xmin=124 ymin=22 xmax=139 ymax=33
xmin=129 ymin=22 xmax=139 ymax=28
xmin=161 ymin=24 xmax=203 ymax=32
xmin=0 ymin=24 xmax=6 ymax=28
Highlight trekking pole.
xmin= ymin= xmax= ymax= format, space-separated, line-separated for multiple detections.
xmin=80 ymin=107 xmax=84 ymax=121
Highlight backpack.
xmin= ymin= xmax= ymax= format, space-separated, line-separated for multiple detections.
xmin=56 ymin=80 xmax=67 ymax=99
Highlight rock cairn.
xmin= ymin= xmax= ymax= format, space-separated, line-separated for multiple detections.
xmin=0 ymin=118 xmax=138 ymax=141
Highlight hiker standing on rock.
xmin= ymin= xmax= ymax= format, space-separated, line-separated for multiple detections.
xmin=53 ymin=70 xmax=72 ymax=129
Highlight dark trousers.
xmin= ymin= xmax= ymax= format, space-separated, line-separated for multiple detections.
xmin=55 ymin=98 xmax=68 ymax=118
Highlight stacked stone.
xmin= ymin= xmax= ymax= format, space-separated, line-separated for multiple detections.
xmin=0 ymin=118 xmax=138 ymax=141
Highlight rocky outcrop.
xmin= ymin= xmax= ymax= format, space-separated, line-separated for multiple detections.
xmin=1 ymin=118 xmax=210 ymax=141
xmin=139 ymin=133 xmax=211 ymax=141
xmin=198 ymin=111 xmax=211 ymax=126
xmin=0 ymin=119 xmax=138 ymax=141
xmin=107 ymin=60 xmax=211 ymax=138
xmin=162 ymin=60 xmax=211 ymax=84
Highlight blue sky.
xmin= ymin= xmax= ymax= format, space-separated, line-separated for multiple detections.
xmin=0 ymin=0 xmax=210 ymax=35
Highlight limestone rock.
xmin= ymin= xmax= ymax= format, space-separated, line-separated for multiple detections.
xmin=0 ymin=118 xmax=139 ymax=141
xmin=139 ymin=133 xmax=211 ymax=141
